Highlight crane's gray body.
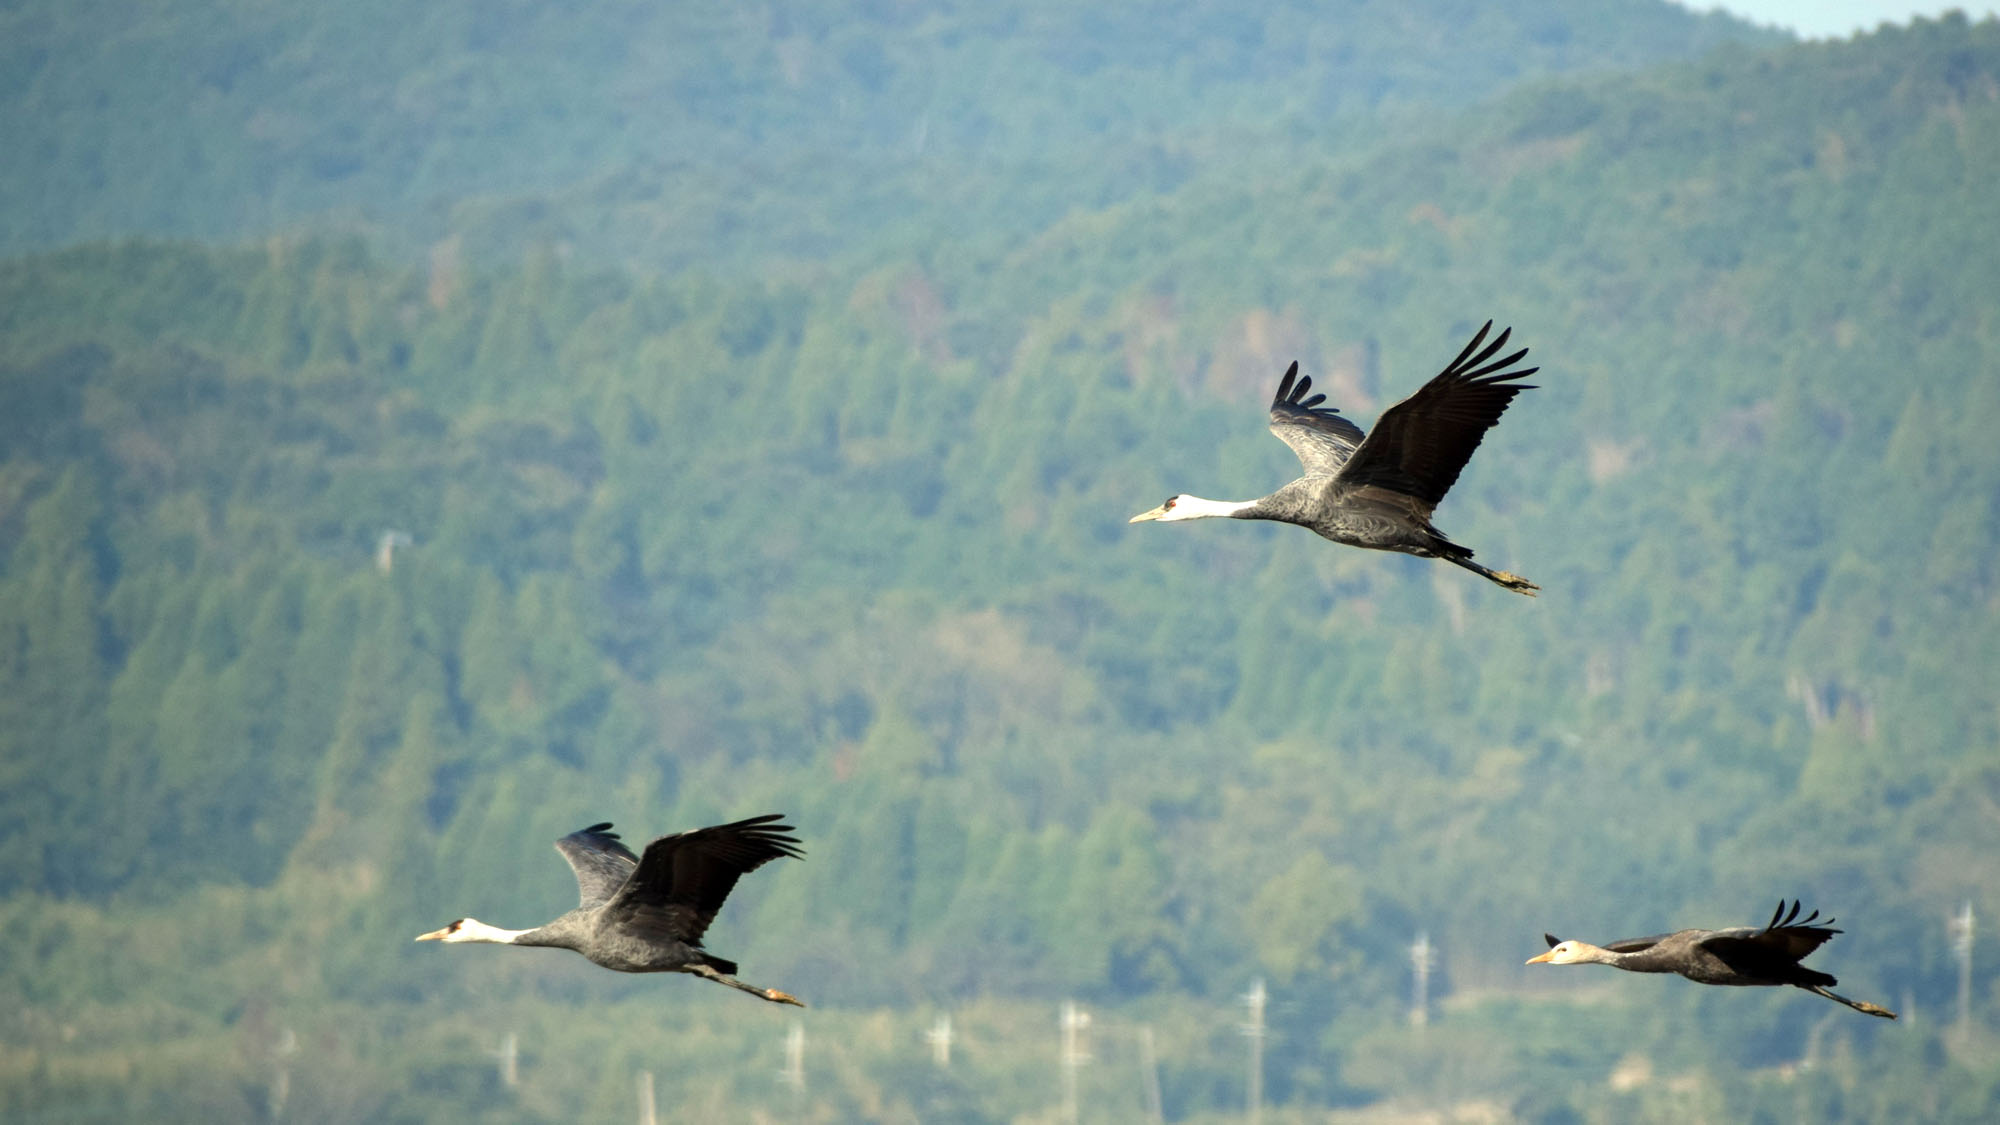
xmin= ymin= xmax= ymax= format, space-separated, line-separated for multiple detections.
xmin=513 ymin=908 xmax=725 ymax=974
xmin=1242 ymin=477 xmax=1462 ymax=558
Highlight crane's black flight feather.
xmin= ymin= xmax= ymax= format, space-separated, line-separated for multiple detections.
xmin=1330 ymin=319 xmax=1539 ymax=507
xmin=604 ymin=814 xmax=804 ymax=946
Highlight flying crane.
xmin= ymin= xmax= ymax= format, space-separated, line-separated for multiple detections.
xmin=1527 ymin=899 xmax=1896 ymax=1018
xmin=1130 ymin=321 xmax=1539 ymax=594
xmin=417 ymin=815 xmax=807 ymax=1006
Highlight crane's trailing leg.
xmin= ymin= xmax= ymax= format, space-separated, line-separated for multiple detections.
xmin=692 ymin=962 xmax=806 ymax=1007
xmin=1805 ymin=985 xmax=1897 ymax=1019
xmin=1441 ymin=549 xmax=1539 ymax=596
xmin=1484 ymin=568 xmax=1539 ymax=596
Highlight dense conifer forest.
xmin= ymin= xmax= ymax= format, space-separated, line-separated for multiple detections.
xmin=3 ymin=3 xmax=1998 ymax=1120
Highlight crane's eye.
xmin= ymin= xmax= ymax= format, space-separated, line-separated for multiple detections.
xmin=1164 ymin=497 xmax=1178 ymax=509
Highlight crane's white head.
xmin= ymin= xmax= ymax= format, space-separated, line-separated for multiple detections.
xmin=1526 ymin=937 xmax=1602 ymax=966
xmin=416 ymin=917 xmax=527 ymax=944
xmin=1129 ymin=495 xmax=1248 ymax=523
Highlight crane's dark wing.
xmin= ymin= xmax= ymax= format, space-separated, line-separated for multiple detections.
xmin=1602 ymin=934 xmax=1671 ymax=954
xmin=1544 ymin=931 xmax=1667 ymax=954
xmin=555 ymin=823 xmax=640 ymax=908
xmin=1699 ymin=899 xmax=1842 ymax=966
xmin=602 ymin=814 xmax=804 ymax=945
xmin=1330 ymin=321 xmax=1537 ymax=507
xmin=1269 ymin=361 xmax=1367 ymax=477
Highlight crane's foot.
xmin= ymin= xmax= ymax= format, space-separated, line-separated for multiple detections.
xmin=1817 ymin=985 xmax=1898 ymax=1019
xmin=765 ymin=989 xmax=806 ymax=1007
xmin=1491 ymin=570 xmax=1540 ymax=596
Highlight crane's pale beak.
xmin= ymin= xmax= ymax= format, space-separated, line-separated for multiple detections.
xmin=1525 ymin=949 xmax=1556 ymax=965
xmin=415 ymin=927 xmax=451 ymax=942
xmin=1129 ymin=504 xmax=1168 ymax=523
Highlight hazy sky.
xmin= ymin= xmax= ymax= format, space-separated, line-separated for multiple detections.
xmin=1695 ymin=1 xmax=1999 ymax=37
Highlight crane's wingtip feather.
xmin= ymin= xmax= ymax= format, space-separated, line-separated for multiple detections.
xmin=1274 ymin=362 xmax=1301 ymax=404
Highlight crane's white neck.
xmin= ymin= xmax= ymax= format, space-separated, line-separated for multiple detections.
xmin=1161 ymin=495 xmax=1257 ymax=521
xmin=419 ymin=917 xmax=534 ymax=944
xmin=1530 ymin=939 xmax=1621 ymax=967
xmin=1571 ymin=942 xmax=1623 ymax=966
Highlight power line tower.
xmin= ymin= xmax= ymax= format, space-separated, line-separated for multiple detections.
xmin=926 ymin=1013 xmax=954 ymax=1068
xmin=636 ymin=1070 xmax=657 ymax=1125
xmin=1138 ymin=1024 xmax=1165 ymax=1125
xmin=491 ymin=1031 xmax=519 ymax=1090
xmin=1059 ymin=1001 xmax=1091 ymax=1125
xmin=1242 ymin=978 xmax=1267 ymax=1125
xmin=268 ymin=1026 xmax=297 ymax=1120
xmin=375 ymin=529 xmax=412 ymax=574
xmin=781 ymin=1020 xmax=807 ymax=1097
xmin=1952 ymin=900 xmax=1976 ymax=1041
xmin=1410 ymin=930 xmax=1436 ymax=1028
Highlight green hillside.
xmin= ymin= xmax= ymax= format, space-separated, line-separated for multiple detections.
xmin=5 ymin=9 xmax=2000 ymax=1125
xmin=0 ymin=0 xmax=1777 ymax=269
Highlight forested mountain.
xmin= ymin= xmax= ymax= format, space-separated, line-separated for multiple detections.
xmin=5 ymin=6 xmax=2000 ymax=1124
xmin=0 ymin=0 xmax=1778 ymax=269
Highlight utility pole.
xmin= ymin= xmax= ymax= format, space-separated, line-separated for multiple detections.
xmin=1138 ymin=1024 xmax=1165 ymax=1125
xmin=269 ymin=1026 xmax=297 ymax=1120
xmin=926 ymin=1013 xmax=954 ymax=1068
xmin=1952 ymin=900 xmax=1976 ymax=1040
xmin=1242 ymin=978 xmax=1266 ymax=1125
xmin=1801 ymin=1013 xmax=1831 ymax=1071
xmin=782 ymin=1020 xmax=807 ymax=1097
xmin=375 ymin=529 xmax=412 ymax=574
xmin=1410 ymin=931 xmax=1435 ymax=1028
xmin=636 ymin=1070 xmax=657 ymax=1125
xmin=491 ymin=1031 xmax=519 ymax=1089
xmin=1060 ymin=1001 xmax=1091 ymax=1125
